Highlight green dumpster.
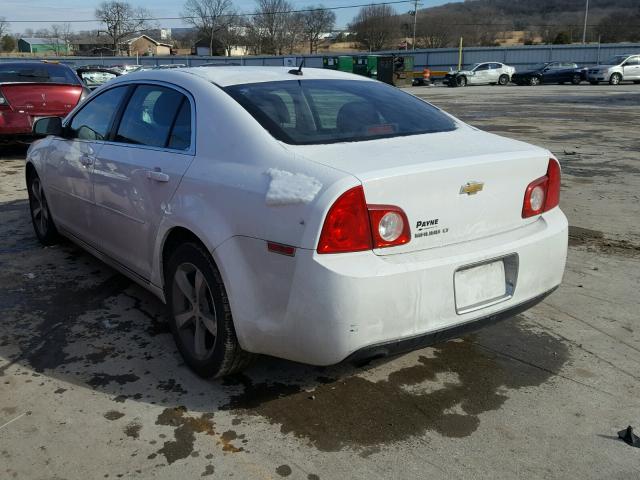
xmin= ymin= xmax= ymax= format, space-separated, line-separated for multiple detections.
xmin=322 ymin=56 xmax=339 ymax=70
xmin=337 ymin=56 xmax=355 ymax=73
xmin=353 ymin=56 xmax=369 ymax=76
xmin=367 ymin=55 xmax=394 ymax=84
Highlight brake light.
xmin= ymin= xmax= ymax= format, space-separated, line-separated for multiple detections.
xmin=317 ymin=186 xmax=372 ymax=254
xmin=522 ymin=158 xmax=561 ymax=218
xmin=317 ymin=186 xmax=411 ymax=254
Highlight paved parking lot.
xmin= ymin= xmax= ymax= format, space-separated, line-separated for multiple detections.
xmin=1 ymin=83 xmax=639 ymax=479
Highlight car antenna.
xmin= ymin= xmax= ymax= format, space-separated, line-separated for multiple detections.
xmin=289 ymin=59 xmax=304 ymax=76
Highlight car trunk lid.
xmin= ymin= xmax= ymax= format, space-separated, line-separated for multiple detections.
xmin=0 ymin=83 xmax=82 ymax=117
xmin=291 ymin=127 xmax=552 ymax=255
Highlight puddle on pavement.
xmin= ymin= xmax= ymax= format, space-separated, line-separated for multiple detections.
xmin=222 ymin=319 xmax=569 ymax=452
xmin=154 ymin=406 xmax=217 ymax=464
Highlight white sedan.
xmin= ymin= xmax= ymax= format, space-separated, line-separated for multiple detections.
xmin=444 ymin=62 xmax=516 ymax=87
xmin=26 ymin=66 xmax=568 ymax=377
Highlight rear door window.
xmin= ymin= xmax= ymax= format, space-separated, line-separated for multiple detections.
xmin=115 ymin=85 xmax=186 ymax=148
xmin=68 ymin=86 xmax=129 ymax=141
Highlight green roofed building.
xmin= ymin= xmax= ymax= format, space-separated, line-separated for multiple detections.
xmin=18 ymin=38 xmax=71 ymax=55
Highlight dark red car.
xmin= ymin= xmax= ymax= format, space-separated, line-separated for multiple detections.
xmin=0 ymin=61 xmax=89 ymax=141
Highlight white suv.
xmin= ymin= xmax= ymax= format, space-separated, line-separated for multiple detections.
xmin=587 ymin=54 xmax=640 ymax=85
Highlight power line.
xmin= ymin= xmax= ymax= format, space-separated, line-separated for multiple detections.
xmin=1 ymin=0 xmax=416 ymax=23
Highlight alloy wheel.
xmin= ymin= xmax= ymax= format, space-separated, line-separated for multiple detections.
xmin=171 ymin=262 xmax=218 ymax=360
xmin=30 ymin=177 xmax=50 ymax=237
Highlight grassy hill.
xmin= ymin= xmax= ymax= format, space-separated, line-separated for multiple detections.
xmin=407 ymin=0 xmax=640 ymax=46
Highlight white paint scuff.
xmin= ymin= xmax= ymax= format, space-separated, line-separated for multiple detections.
xmin=265 ymin=168 xmax=322 ymax=206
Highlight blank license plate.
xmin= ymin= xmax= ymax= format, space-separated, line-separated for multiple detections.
xmin=455 ymin=260 xmax=506 ymax=312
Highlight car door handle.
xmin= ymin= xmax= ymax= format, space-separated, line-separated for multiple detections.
xmin=80 ymin=155 xmax=95 ymax=166
xmin=147 ymin=169 xmax=170 ymax=183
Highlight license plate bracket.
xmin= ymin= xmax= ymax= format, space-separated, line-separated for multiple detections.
xmin=454 ymin=254 xmax=518 ymax=314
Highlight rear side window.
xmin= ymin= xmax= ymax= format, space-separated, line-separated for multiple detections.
xmin=0 ymin=63 xmax=80 ymax=85
xmin=115 ymin=85 xmax=188 ymax=149
xmin=69 ymin=86 xmax=129 ymax=141
xmin=225 ymin=80 xmax=456 ymax=145
xmin=168 ymin=100 xmax=192 ymax=150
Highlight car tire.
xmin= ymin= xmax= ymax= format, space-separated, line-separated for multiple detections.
xmin=498 ymin=74 xmax=509 ymax=85
xmin=27 ymin=171 xmax=59 ymax=246
xmin=609 ymin=73 xmax=622 ymax=85
xmin=457 ymin=75 xmax=467 ymax=87
xmin=571 ymin=74 xmax=582 ymax=85
xmin=529 ymin=76 xmax=540 ymax=86
xmin=165 ymin=242 xmax=253 ymax=378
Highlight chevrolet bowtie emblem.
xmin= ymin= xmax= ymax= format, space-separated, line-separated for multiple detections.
xmin=460 ymin=181 xmax=484 ymax=195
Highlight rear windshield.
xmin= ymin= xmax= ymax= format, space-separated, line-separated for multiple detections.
xmin=224 ymin=79 xmax=456 ymax=145
xmin=0 ymin=64 xmax=80 ymax=85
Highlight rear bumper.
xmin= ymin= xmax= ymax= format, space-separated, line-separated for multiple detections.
xmin=586 ymin=73 xmax=607 ymax=82
xmin=347 ymin=287 xmax=556 ymax=364
xmin=216 ymin=208 xmax=568 ymax=366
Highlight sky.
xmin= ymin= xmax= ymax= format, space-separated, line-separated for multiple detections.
xmin=1 ymin=0 xmax=457 ymax=34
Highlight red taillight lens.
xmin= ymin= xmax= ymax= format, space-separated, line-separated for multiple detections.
xmin=368 ymin=206 xmax=411 ymax=248
xmin=317 ymin=187 xmax=411 ymax=254
xmin=317 ymin=186 xmax=372 ymax=254
xmin=522 ymin=158 xmax=561 ymax=218
xmin=545 ymin=158 xmax=561 ymax=211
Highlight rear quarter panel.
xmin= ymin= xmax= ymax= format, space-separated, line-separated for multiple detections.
xmin=151 ymin=75 xmax=357 ymax=287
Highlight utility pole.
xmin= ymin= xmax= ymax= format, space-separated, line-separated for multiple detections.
xmin=582 ymin=0 xmax=589 ymax=44
xmin=412 ymin=0 xmax=418 ymax=51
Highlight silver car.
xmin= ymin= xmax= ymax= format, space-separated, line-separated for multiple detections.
xmin=587 ymin=54 xmax=640 ymax=85
xmin=444 ymin=62 xmax=515 ymax=87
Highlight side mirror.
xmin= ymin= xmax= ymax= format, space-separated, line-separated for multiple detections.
xmin=33 ymin=117 xmax=63 ymax=137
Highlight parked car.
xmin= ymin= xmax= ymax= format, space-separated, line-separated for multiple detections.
xmin=511 ymin=62 xmax=586 ymax=86
xmin=0 ymin=61 xmax=89 ymax=141
xmin=76 ymin=66 xmax=122 ymax=91
xmin=27 ymin=67 xmax=568 ymax=377
xmin=586 ymin=54 xmax=640 ymax=85
xmin=444 ymin=62 xmax=515 ymax=87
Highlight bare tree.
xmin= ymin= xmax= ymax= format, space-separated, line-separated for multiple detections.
xmin=349 ymin=4 xmax=398 ymax=52
xmin=95 ymin=1 xmax=154 ymax=55
xmin=182 ymin=0 xmax=234 ymax=55
xmin=284 ymin=12 xmax=305 ymax=54
xmin=414 ymin=12 xmax=453 ymax=48
xmin=253 ymin=0 xmax=292 ymax=55
xmin=46 ymin=25 xmax=63 ymax=56
xmin=0 ymin=17 xmax=9 ymax=39
xmin=302 ymin=6 xmax=335 ymax=53
xmin=216 ymin=14 xmax=245 ymax=56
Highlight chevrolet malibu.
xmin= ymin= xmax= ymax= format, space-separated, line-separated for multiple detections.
xmin=26 ymin=67 xmax=568 ymax=377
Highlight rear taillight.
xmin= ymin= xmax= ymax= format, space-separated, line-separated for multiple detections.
xmin=317 ymin=186 xmax=372 ymax=254
xmin=0 ymin=90 xmax=9 ymax=109
xmin=522 ymin=158 xmax=561 ymax=218
xmin=317 ymin=186 xmax=411 ymax=254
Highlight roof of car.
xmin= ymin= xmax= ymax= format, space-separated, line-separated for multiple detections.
xmin=120 ymin=66 xmax=375 ymax=87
